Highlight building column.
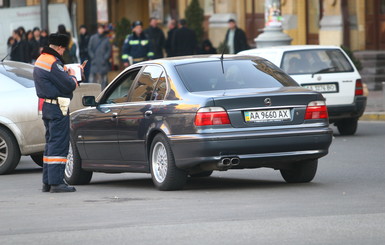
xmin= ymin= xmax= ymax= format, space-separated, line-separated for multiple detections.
xmin=319 ymin=0 xmax=343 ymax=46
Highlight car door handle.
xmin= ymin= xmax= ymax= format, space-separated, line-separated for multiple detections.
xmin=111 ymin=112 xmax=118 ymax=119
xmin=144 ymin=110 xmax=153 ymax=117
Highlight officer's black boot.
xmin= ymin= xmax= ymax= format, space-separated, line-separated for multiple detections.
xmin=42 ymin=184 xmax=51 ymax=192
xmin=50 ymin=184 xmax=76 ymax=193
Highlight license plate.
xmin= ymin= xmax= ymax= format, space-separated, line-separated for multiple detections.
xmin=302 ymin=83 xmax=337 ymax=92
xmin=244 ymin=109 xmax=291 ymax=122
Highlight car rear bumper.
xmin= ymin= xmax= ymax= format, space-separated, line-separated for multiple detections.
xmin=169 ymin=126 xmax=333 ymax=170
xmin=328 ymin=96 xmax=367 ymax=122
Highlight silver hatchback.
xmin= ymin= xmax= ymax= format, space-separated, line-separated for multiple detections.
xmin=0 ymin=61 xmax=45 ymax=174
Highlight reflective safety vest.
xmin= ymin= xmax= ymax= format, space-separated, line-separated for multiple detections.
xmin=121 ymin=33 xmax=154 ymax=64
xmin=33 ymin=48 xmax=77 ymax=100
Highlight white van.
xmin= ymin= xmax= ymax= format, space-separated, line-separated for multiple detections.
xmin=239 ymin=45 xmax=367 ymax=135
xmin=0 ymin=3 xmax=73 ymax=60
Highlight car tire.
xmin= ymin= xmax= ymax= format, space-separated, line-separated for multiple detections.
xmin=150 ymin=134 xmax=187 ymax=191
xmin=0 ymin=128 xmax=21 ymax=175
xmin=65 ymin=139 xmax=92 ymax=185
xmin=190 ymin=170 xmax=213 ymax=178
xmin=30 ymin=153 xmax=43 ymax=167
xmin=280 ymin=159 xmax=318 ymax=183
xmin=336 ymin=118 xmax=358 ymax=136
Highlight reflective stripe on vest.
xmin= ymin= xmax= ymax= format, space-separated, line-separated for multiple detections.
xmin=43 ymin=156 xmax=68 ymax=165
xmin=35 ymin=53 xmax=57 ymax=72
xmin=129 ymin=40 xmax=140 ymax=45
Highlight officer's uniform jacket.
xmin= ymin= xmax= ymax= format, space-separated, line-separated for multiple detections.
xmin=33 ymin=47 xmax=77 ymax=100
xmin=121 ymin=32 xmax=154 ymax=64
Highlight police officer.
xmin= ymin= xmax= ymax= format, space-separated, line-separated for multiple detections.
xmin=33 ymin=33 xmax=78 ymax=193
xmin=121 ymin=20 xmax=154 ymax=67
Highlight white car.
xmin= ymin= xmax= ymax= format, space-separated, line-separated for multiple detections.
xmin=239 ymin=45 xmax=367 ymax=135
xmin=0 ymin=61 xmax=45 ymax=174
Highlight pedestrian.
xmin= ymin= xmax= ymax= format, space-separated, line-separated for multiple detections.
xmin=33 ymin=33 xmax=79 ymax=193
xmin=224 ymin=19 xmax=250 ymax=54
xmin=197 ymin=39 xmax=217 ymax=54
xmin=30 ymin=27 xmax=42 ymax=63
xmin=121 ymin=20 xmax=154 ymax=67
xmin=40 ymin=29 xmax=49 ymax=47
xmin=78 ymin=25 xmax=91 ymax=82
xmin=165 ymin=19 xmax=177 ymax=57
xmin=10 ymin=29 xmax=29 ymax=63
xmin=144 ymin=17 xmax=165 ymax=59
xmin=172 ymin=19 xmax=197 ymax=56
xmin=88 ymin=23 xmax=111 ymax=89
xmin=6 ymin=36 xmax=15 ymax=60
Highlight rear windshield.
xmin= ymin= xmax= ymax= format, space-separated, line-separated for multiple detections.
xmin=175 ymin=59 xmax=298 ymax=92
xmin=281 ymin=49 xmax=354 ymax=75
xmin=0 ymin=62 xmax=35 ymax=88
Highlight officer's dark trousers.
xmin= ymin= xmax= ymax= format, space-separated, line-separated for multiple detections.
xmin=42 ymin=103 xmax=70 ymax=185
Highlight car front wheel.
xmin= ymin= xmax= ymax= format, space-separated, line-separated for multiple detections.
xmin=0 ymin=128 xmax=21 ymax=175
xmin=150 ymin=134 xmax=187 ymax=191
xmin=336 ymin=118 xmax=358 ymax=136
xmin=65 ymin=139 xmax=92 ymax=185
xmin=280 ymin=159 xmax=318 ymax=183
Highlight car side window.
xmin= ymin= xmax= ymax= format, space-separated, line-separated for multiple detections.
xmin=105 ymin=70 xmax=139 ymax=104
xmin=130 ymin=66 xmax=163 ymax=102
xmin=152 ymin=72 xmax=167 ymax=100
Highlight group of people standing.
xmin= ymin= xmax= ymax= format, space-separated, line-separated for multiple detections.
xmin=7 ymin=18 xmax=250 ymax=90
xmin=121 ymin=18 xmax=199 ymax=66
xmin=121 ymin=17 xmax=250 ymax=66
xmin=7 ymin=27 xmax=49 ymax=63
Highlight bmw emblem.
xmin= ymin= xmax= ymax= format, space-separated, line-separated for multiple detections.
xmin=264 ymin=98 xmax=272 ymax=106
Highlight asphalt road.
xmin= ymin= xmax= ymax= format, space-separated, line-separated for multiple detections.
xmin=0 ymin=121 xmax=384 ymax=245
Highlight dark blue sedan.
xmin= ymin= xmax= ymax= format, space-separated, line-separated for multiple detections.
xmin=65 ymin=55 xmax=333 ymax=190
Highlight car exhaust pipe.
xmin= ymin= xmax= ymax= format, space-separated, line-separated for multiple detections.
xmin=230 ymin=157 xmax=240 ymax=166
xmin=217 ymin=158 xmax=231 ymax=168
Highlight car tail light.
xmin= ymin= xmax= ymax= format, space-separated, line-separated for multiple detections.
xmin=355 ymin=79 xmax=363 ymax=96
xmin=38 ymin=98 xmax=44 ymax=115
xmin=195 ymin=107 xmax=230 ymax=126
xmin=305 ymin=101 xmax=328 ymax=120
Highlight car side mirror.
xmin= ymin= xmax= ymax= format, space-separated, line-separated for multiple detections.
xmin=82 ymin=96 xmax=97 ymax=107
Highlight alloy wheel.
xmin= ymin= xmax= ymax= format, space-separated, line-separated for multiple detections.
xmin=0 ymin=137 xmax=8 ymax=167
xmin=152 ymin=142 xmax=168 ymax=183
xmin=65 ymin=143 xmax=74 ymax=177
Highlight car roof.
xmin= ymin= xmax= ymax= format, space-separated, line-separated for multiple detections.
xmin=130 ymin=55 xmax=267 ymax=67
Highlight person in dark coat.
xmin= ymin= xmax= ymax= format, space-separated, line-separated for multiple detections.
xmin=144 ymin=17 xmax=165 ymax=59
xmin=224 ymin=19 xmax=250 ymax=54
xmin=172 ymin=19 xmax=197 ymax=56
xmin=121 ymin=20 xmax=154 ymax=66
xmin=165 ymin=19 xmax=177 ymax=57
xmin=88 ymin=24 xmax=111 ymax=89
xmin=10 ymin=29 xmax=29 ymax=63
xmin=197 ymin=39 xmax=217 ymax=54
xmin=30 ymin=27 xmax=42 ymax=63
xmin=78 ymin=25 xmax=90 ymax=82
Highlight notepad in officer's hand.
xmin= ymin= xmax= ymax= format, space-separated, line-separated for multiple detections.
xmin=65 ymin=64 xmax=82 ymax=81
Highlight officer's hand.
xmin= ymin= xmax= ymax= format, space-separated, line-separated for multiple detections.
xmin=68 ymin=67 xmax=76 ymax=76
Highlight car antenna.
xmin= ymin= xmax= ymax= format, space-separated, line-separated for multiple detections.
xmin=220 ymin=45 xmax=226 ymax=74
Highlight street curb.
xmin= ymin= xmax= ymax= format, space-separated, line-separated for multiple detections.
xmin=360 ymin=112 xmax=385 ymax=121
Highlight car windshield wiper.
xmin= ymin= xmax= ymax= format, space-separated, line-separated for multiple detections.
xmin=311 ymin=66 xmax=337 ymax=78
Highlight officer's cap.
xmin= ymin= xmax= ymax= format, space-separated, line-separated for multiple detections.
xmin=132 ymin=20 xmax=143 ymax=29
xmin=49 ymin=33 xmax=69 ymax=48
